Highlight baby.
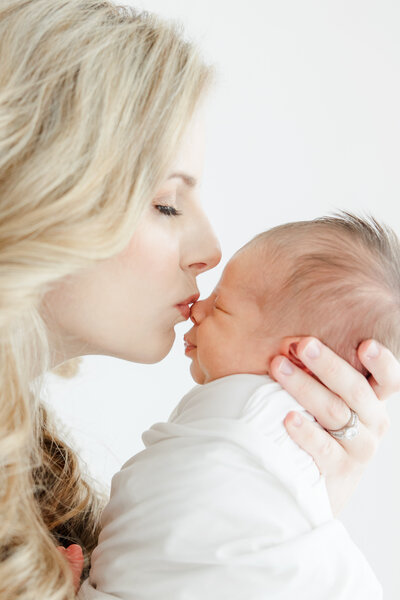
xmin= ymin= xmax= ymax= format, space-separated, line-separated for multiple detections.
xmin=78 ymin=212 xmax=397 ymax=600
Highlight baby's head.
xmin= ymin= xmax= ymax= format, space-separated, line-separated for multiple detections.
xmin=185 ymin=211 xmax=400 ymax=385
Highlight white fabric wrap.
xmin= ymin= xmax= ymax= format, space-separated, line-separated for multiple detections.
xmin=77 ymin=373 xmax=382 ymax=600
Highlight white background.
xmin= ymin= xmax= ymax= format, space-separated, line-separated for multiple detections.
xmin=44 ymin=2 xmax=400 ymax=598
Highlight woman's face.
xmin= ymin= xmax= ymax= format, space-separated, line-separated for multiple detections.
xmin=41 ymin=108 xmax=222 ymax=367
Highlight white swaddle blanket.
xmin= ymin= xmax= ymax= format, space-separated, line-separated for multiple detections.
xmin=77 ymin=373 xmax=382 ymax=600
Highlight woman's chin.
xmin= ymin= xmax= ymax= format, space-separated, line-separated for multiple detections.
xmin=150 ymin=332 xmax=176 ymax=363
xmin=124 ymin=330 xmax=175 ymax=364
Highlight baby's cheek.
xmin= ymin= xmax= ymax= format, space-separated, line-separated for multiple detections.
xmin=216 ymin=333 xmax=249 ymax=372
xmin=207 ymin=346 xmax=235 ymax=378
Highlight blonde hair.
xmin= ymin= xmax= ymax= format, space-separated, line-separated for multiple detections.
xmin=0 ymin=1 xmax=215 ymax=597
xmin=247 ymin=211 xmax=400 ymax=374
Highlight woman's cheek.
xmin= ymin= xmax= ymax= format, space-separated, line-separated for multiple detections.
xmin=122 ymin=217 xmax=177 ymax=276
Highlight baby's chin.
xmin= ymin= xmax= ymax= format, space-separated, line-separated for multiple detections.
xmin=190 ymin=361 xmax=206 ymax=385
xmin=190 ymin=364 xmax=226 ymax=385
xmin=190 ymin=359 xmax=220 ymax=385
xmin=190 ymin=356 xmax=235 ymax=385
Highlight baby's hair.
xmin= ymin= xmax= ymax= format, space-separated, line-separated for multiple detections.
xmin=246 ymin=210 xmax=400 ymax=375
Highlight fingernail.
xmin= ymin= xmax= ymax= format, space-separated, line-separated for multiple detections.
xmin=304 ymin=339 xmax=321 ymax=359
xmin=291 ymin=413 xmax=302 ymax=427
xmin=365 ymin=340 xmax=380 ymax=359
xmin=278 ymin=357 xmax=294 ymax=375
xmin=66 ymin=544 xmax=83 ymax=556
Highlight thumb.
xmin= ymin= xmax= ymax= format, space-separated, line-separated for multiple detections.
xmin=65 ymin=544 xmax=84 ymax=592
xmin=66 ymin=544 xmax=83 ymax=560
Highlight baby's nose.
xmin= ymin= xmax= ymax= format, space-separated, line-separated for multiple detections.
xmin=190 ymin=299 xmax=206 ymax=325
xmin=189 ymin=302 xmax=198 ymax=325
xmin=190 ymin=296 xmax=212 ymax=325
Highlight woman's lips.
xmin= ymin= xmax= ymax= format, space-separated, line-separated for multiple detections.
xmin=175 ymin=293 xmax=200 ymax=320
xmin=176 ymin=304 xmax=191 ymax=320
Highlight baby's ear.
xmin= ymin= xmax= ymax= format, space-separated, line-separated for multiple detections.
xmin=278 ymin=336 xmax=316 ymax=377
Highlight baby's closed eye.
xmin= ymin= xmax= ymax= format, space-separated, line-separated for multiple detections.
xmin=215 ymin=304 xmax=229 ymax=315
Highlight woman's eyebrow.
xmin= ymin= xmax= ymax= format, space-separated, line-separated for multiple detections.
xmin=167 ymin=172 xmax=197 ymax=188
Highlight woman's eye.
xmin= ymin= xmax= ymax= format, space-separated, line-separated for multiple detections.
xmin=155 ymin=204 xmax=182 ymax=217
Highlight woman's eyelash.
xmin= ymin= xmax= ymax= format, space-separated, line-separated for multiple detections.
xmin=155 ymin=204 xmax=182 ymax=217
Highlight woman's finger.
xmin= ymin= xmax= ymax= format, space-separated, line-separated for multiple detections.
xmin=283 ymin=411 xmax=347 ymax=476
xmin=271 ymin=337 xmax=384 ymax=431
xmin=284 ymin=408 xmax=377 ymax=464
xmin=271 ymin=336 xmax=395 ymax=516
xmin=269 ymin=356 xmax=381 ymax=435
xmin=358 ymin=339 xmax=400 ymax=400
xmin=269 ymin=354 xmax=380 ymax=461
xmin=270 ymin=355 xmax=351 ymax=429
xmin=283 ymin=411 xmax=372 ymax=516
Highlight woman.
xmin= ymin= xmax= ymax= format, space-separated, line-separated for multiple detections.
xmin=0 ymin=1 xmax=396 ymax=598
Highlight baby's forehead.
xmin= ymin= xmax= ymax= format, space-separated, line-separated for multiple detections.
xmin=230 ymin=241 xmax=285 ymax=274
xmin=224 ymin=247 xmax=258 ymax=281
xmin=221 ymin=246 xmax=277 ymax=299
xmin=223 ymin=239 xmax=304 ymax=305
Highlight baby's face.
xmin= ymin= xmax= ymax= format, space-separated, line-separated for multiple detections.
xmin=184 ymin=247 xmax=273 ymax=384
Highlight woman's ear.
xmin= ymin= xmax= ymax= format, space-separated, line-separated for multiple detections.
xmin=278 ymin=336 xmax=316 ymax=377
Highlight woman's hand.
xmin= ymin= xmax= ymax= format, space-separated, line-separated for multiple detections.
xmin=269 ymin=337 xmax=399 ymax=516
xmin=57 ymin=544 xmax=84 ymax=594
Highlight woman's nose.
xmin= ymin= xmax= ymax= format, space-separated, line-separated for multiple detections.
xmin=183 ymin=209 xmax=222 ymax=276
xmin=187 ymin=239 xmax=221 ymax=275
